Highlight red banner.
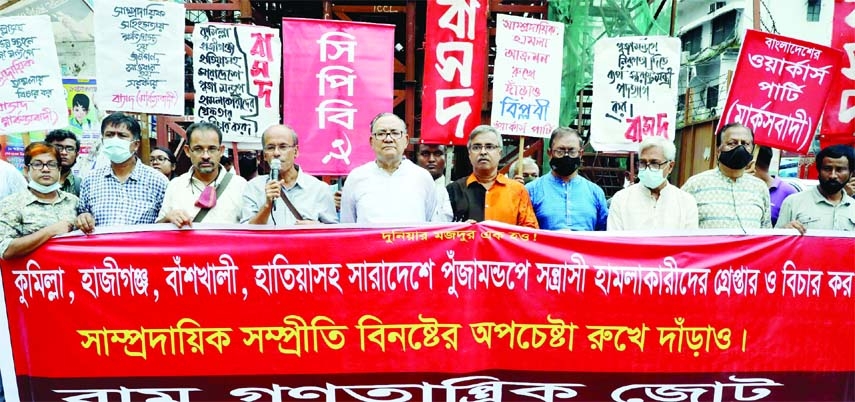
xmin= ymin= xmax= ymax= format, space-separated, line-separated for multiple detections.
xmin=281 ymin=18 xmax=394 ymax=175
xmin=719 ymin=30 xmax=843 ymax=154
xmin=1 ymin=224 xmax=854 ymax=402
xmin=421 ymin=0 xmax=488 ymax=146
xmin=820 ymin=0 xmax=855 ymax=147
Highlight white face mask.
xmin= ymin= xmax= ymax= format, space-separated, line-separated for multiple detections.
xmin=638 ymin=167 xmax=666 ymax=189
xmin=28 ymin=179 xmax=61 ymax=194
xmin=102 ymin=137 xmax=134 ymax=163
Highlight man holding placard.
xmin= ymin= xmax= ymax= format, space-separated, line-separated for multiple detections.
xmin=525 ymin=127 xmax=607 ymax=231
xmin=682 ymin=123 xmax=771 ymax=230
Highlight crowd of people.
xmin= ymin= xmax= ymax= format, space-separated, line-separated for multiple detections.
xmin=0 ymin=111 xmax=853 ymax=260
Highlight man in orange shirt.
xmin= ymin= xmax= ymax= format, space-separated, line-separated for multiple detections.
xmin=446 ymin=125 xmax=538 ymax=228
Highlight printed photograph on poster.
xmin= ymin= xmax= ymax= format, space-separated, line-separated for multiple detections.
xmin=590 ymin=36 xmax=680 ymax=153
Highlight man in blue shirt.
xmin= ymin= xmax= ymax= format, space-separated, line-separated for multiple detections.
xmin=525 ymin=127 xmax=608 ymax=230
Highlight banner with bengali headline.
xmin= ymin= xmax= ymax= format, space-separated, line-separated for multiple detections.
xmin=718 ymin=29 xmax=843 ymax=154
xmin=0 ymin=223 xmax=853 ymax=402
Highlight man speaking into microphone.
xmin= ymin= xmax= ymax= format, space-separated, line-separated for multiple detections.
xmin=241 ymin=124 xmax=338 ymax=225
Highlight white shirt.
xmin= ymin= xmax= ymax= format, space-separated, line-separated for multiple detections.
xmin=434 ymin=176 xmax=453 ymax=222
xmin=0 ymin=159 xmax=26 ymax=201
xmin=241 ymin=168 xmax=338 ymax=225
xmin=341 ymin=159 xmax=438 ymax=224
xmin=607 ymin=183 xmax=699 ymax=231
xmin=157 ymin=168 xmax=248 ymax=224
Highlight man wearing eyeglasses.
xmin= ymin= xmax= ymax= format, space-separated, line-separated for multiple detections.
xmin=242 ymin=124 xmax=337 ymax=225
xmin=446 ymin=125 xmax=538 ymax=228
xmin=340 ymin=113 xmax=440 ymax=224
xmin=45 ymin=129 xmax=81 ymax=196
xmin=607 ymin=137 xmax=698 ymax=230
xmin=508 ymin=157 xmax=540 ymax=184
xmin=681 ymin=123 xmax=771 ymax=230
xmin=76 ymin=112 xmax=169 ymax=233
xmin=525 ymin=127 xmax=607 ymax=231
xmin=157 ymin=122 xmax=248 ymax=227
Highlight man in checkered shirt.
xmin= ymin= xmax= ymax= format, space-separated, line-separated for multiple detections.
xmin=75 ymin=113 xmax=168 ymax=233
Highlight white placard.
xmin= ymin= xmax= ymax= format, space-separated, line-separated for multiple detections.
xmin=0 ymin=16 xmax=68 ymax=134
xmin=193 ymin=23 xmax=281 ymax=145
xmin=490 ymin=14 xmax=564 ymax=138
xmin=590 ymin=36 xmax=680 ymax=152
xmin=94 ymin=0 xmax=185 ymax=115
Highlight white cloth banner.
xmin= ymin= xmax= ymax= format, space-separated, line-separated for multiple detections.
xmin=0 ymin=16 xmax=67 ymax=134
xmin=591 ymin=36 xmax=680 ymax=152
xmin=490 ymin=14 xmax=564 ymax=138
xmin=94 ymin=0 xmax=184 ymax=115
xmin=193 ymin=23 xmax=281 ymax=145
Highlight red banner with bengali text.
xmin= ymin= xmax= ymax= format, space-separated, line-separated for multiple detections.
xmin=820 ymin=0 xmax=855 ymax=147
xmin=1 ymin=223 xmax=854 ymax=402
xmin=718 ymin=30 xmax=843 ymax=154
xmin=420 ymin=0 xmax=488 ymax=146
xmin=282 ymin=18 xmax=394 ymax=176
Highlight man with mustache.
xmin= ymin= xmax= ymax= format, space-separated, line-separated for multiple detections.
xmin=776 ymin=144 xmax=855 ymax=233
xmin=45 ymin=129 xmax=81 ymax=196
xmin=682 ymin=123 xmax=771 ymax=230
xmin=416 ymin=143 xmax=453 ymax=222
xmin=446 ymin=125 xmax=538 ymax=228
xmin=525 ymin=127 xmax=607 ymax=231
xmin=158 ymin=122 xmax=247 ymax=227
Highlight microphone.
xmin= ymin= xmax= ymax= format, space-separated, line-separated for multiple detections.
xmin=269 ymin=158 xmax=281 ymax=182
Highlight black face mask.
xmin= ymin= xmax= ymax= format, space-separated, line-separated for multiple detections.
xmin=819 ymin=177 xmax=846 ymax=195
xmin=550 ymin=156 xmax=580 ymax=177
xmin=718 ymin=145 xmax=753 ymax=170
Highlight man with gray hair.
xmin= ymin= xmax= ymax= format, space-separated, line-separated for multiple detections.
xmin=340 ymin=113 xmax=440 ymax=224
xmin=607 ymin=136 xmax=698 ymax=230
xmin=242 ymin=124 xmax=337 ymax=225
xmin=508 ymin=156 xmax=539 ymax=184
xmin=446 ymin=125 xmax=538 ymax=228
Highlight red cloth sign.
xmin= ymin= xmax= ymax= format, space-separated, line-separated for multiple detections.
xmin=719 ymin=29 xmax=843 ymax=154
xmin=820 ymin=0 xmax=855 ymax=147
xmin=282 ymin=18 xmax=393 ymax=175
xmin=420 ymin=0 xmax=488 ymax=146
xmin=1 ymin=224 xmax=853 ymax=401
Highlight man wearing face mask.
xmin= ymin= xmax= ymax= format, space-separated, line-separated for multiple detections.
xmin=508 ymin=157 xmax=540 ymax=185
xmin=76 ymin=112 xmax=168 ymax=233
xmin=607 ymin=137 xmax=698 ymax=230
xmin=525 ymin=127 xmax=607 ymax=231
xmin=776 ymin=144 xmax=855 ymax=233
xmin=0 ymin=142 xmax=78 ymax=259
xmin=682 ymin=123 xmax=771 ymax=229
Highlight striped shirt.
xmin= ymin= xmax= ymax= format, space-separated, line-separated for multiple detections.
xmin=78 ymin=159 xmax=168 ymax=226
xmin=681 ymin=168 xmax=771 ymax=229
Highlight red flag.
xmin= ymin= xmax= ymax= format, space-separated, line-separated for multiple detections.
xmin=820 ymin=0 xmax=855 ymax=147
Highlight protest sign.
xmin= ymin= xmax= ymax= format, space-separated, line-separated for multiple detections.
xmin=820 ymin=0 xmax=855 ymax=147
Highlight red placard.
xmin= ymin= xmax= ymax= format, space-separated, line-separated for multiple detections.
xmin=282 ymin=18 xmax=394 ymax=175
xmin=820 ymin=0 xmax=855 ymax=147
xmin=1 ymin=224 xmax=853 ymax=401
xmin=718 ymin=30 xmax=843 ymax=154
xmin=420 ymin=0 xmax=488 ymax=146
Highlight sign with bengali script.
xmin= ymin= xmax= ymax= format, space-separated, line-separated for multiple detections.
xmin=282 ymin=18 xmax=393 ymax=176
xmin=421 ymin=0 xmax=488 ymax=145
xmin=590 ymin=36 xmax=680 ymax=152
xmin=719 ymin=29 xmax=843 ymax=154
xmin=1 ymin=224 xmax=853 ymax=402
xmin=490 ymin=15 xmax=564 ymax=138
xmin=820 ymin=0 xmax=855 ymax=147
xmin=193 ymin=23 xmax=281 ymax=145
xmin=0 ymin=16 xmax=67 ymax=134
xmin=94 ymin=0 xmax=184 ymax=115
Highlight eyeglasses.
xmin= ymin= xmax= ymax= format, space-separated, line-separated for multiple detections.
xmin=638 ymin=160 xmax=670 ymax=170
xmin=372 ymin=130 xmax=405 ymax=140
xmin=53 ymin=145 xmax=77 ymax=153
xmin=469 ymin=144 xmax=501 ymax=152
xmin=264 ymin=144 xmax=296 ymax=153
xmin=29 ymin=161 xmax=59 ymax=170
xmin=150 ymin=156 xmax=171 ymax=163
xmin=189 ymin=146 xmax=221 ymax=156
xmin=552 ymin=148 xmax=580 ymax=158
xmin=522 ymin=173 xmax=538 ymax=178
